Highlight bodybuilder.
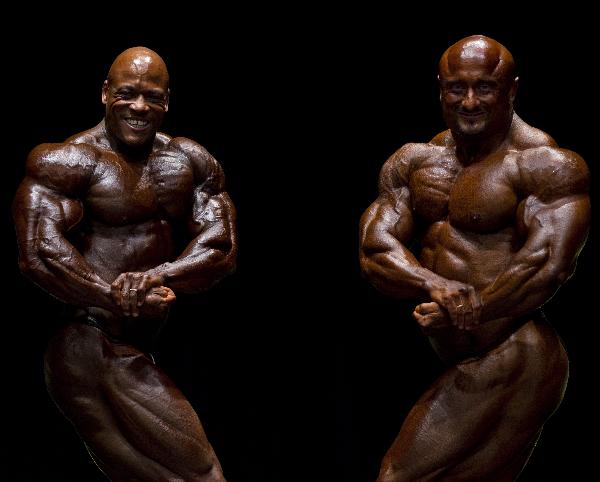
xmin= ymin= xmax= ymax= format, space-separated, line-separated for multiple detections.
xmin=360 ymin=35 xmax=590 ymax=481
xmin=13 ymin=47 xmax=236 ymax=481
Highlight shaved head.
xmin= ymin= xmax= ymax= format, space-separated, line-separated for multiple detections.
xmin=438 ymin=36 xmax=519 ymax=138
xmin=107 ymin=47 xmax=169 ymax=89
xmin=102 ymin=47 xmax=170 ymax=150
xmin=439 ymin=35 xmax=516 ymax=83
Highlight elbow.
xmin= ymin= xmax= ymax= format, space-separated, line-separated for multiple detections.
xmin=552 ymin=263 xmax=576 ymax=287
xmin=17 ymin=250 xmax=49 ymax=283
xmin=359 ymin=249 xmax=377 ymax=281
xmin=214 ymin=242 xmax=237 ymax=279
xmin=182 ymin=247 xmax=237 ymax=293
xmin=215 ymin=249 xmax=236 ymax=281
xmin=359 ymin=251 xmax=386 ymax=286
xmin=18 ymin=258 xmax=39 ymax=281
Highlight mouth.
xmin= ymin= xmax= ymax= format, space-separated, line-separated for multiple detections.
xmin=124 ymin=118 xmax=150 ymax=130
xmin=457 ymin=111 xmax=486 ymax=120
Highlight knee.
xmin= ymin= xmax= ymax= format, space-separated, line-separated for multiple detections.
xmin=184 ymin=461 xmax=226 ymax=482
xmin=376 ymin=460 xmax=410 ymax=482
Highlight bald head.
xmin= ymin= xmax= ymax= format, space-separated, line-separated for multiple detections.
xmin=107 ymin=47 xmax=169 ymax=89
xmin=439 ymin=35 xmax=516 ymax=83
xmin=102 ymin=47 xmax=170 ymax=150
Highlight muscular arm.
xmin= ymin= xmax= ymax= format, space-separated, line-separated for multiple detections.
xmin=146 ymin=139 xmax=237 ymax=293
xmin=479 ymin=147 xmax=590 ymax=321
xmin=360 ymin=144 xmax=478 ymax=314
xmin=13 ymin=144 xmax=116 ymax=311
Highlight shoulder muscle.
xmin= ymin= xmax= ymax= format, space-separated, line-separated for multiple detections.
xmin=518 ymin=147 xmax=589 ymax=202
xmin=26 ymin=143 xmax=97 ymax=196
xmin=169 ymin=137 xmax=225 ymax=193
xmin=379 ymin=143 xmax=429 ymax=193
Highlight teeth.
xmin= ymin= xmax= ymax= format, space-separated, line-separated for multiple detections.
xmin=126 ymin=118 xmax=149 ymax=127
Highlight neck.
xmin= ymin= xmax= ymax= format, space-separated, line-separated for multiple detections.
xmin=452 ymin=113 xmax=514 ymax=165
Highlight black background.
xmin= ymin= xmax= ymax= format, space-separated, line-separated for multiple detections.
xmin=4 ymin=11 xmax=597 ymax=481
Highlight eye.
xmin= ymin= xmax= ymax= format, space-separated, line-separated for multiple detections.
xmin=147 ymin=94 xmax=166 ymax=104
xmin=476 ymin=83 xmax=495 ymax=95
xmin=445 ymin=83 xmax=466 ymax=95
xmin=115 ymin=90 xmax=135 ymax=100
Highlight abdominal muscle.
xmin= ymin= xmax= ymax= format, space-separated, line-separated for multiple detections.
xmin=420 ymin=220 xmax=529 ymax=363
xmin=70 ymin=217 xmax=175 ymax=345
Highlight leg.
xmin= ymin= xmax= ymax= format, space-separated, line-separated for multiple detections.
xmin=377 ymin=319 xmax=568 ymax=482
xmin=44 ymin=322 xmax=225 ymax=482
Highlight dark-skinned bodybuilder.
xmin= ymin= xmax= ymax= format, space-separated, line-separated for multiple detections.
xmin=13 ymin=47 xmax=236 ymax=481
xmin=360 ymin=36 xmax=590 ymax=481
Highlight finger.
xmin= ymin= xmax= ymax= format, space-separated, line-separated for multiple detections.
xmin=111 ymin=274 xmax=125 ymax=305
xmin=416 ymin=302 xmax=440 ymax=315
xmin=453 ymin=294 xmax=467 ymax=329
xmin=121 ymin=276 xmax=132 ymax=316
xmin=413 ymin=310 xmax=423 ymax=323
xmin=462 ymin=287 xmax=478 ymax=329
xmin=470 ymin=288 xmax=483 ymax=325
xmin=462 ymin=303 xmax=473 ymax=329
xmin=129 ymin=285 xmax=140 ymax=317
xmin=447 ymin=294 xmax=461 ymax=326
xmin=413 ymin=311 xmax=434 ymax=328
xmin=137 ymin=274 xmax=150 ymax=307
xmin=130 ymin=273 xmax=147 ymax=317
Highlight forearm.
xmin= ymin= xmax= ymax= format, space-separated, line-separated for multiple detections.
xmin=480 ymin=258 xmax=565 ymax=322
xmin=479 ymin=197 xmax=590 ymax=322
xmin=360 ymin=250 xmax=450 ymax=300
xmin=148 ymin=247 xmax=235 ymax=293
xmin=33 ymin=238 xmax=115 ymax=311
xmin=149 ymin=190 xmax=237 ymax=293
xmin=14 ymin=182 xmax=115 ymax=312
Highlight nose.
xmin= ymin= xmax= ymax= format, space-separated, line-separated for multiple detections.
xmin=130 ymin=94 xmax=149 ymax=112
xmin=461 ymin=88 xmax=480 ymax=110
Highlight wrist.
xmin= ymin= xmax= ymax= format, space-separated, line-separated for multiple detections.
xmin=418 ymin=269 xmax=444 ymax=293
xmin=146 ymin=267 xmax=168 ymax=286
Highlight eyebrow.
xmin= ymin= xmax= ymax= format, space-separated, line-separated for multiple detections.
xmin=439 ymin=78 xmax=499 ymax=84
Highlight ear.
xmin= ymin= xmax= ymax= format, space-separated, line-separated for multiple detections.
xmin=164 ymin=88 xmax=170 ymax=113
xmin=102 ymin=80 xmax=109 ymax=105
xmin=509 ymin=76 xmax=519 ymax=102
xmin=437 ymin=74 xmax=443 ymax=102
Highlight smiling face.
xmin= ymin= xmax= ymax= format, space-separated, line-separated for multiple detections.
xmin=439 ymin=36 xmax=517 ymax=138
xmin=102 ymin=48 xmax=169 ymax=151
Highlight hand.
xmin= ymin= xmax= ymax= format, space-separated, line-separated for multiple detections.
xmin=426 ymin=278 xmax=482 ymax=330
xmin=413 ymin=302 xmax=452 ymax=334
xmin=138 ymin=286 xmax=176 ymax=319
xmin=111 ymin=272 xmax=165 ymax=317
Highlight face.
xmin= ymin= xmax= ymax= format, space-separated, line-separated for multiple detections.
xmin=440 ymin=63 xmax=516 ymax=137
xmin=102 ymin=60 xmax=169 ymax=149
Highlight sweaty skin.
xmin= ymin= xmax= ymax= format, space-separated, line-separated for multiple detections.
xmin=13 ymin=47 xmax=236 ymax=481
xmin=360 ymin=36 xmax=590 ymax=481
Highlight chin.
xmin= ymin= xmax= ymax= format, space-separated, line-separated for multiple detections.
xmin=455 ymin=119 xmax=487 ymax=136
xmin=117 ymin=129 xmax=156 ymax=148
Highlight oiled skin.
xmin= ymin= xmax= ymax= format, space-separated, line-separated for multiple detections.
xmin=13 ymin=47 xmax=236 ymax=481
xmin=360 ymin=36 xmax=590 ymax=481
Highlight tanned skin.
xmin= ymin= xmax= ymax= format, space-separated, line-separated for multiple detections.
xmin=13 ymin=47 xmax=236 ymax=481
xmin=360 ymin=36 xmax=590 ymax=481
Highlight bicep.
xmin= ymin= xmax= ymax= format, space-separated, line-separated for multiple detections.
xmin=14 ymin=177 xmax=84 ymax=266
xmin=187 ymin=187 xmax=236 ymax=247
xmin=16 ymin=178 xmax=83 ymax=229
xmin=518 ymin=194 xmax=590 ymax=277
xmin=360 ymin=188 xmax=414 ymax=254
